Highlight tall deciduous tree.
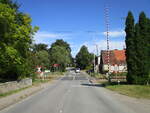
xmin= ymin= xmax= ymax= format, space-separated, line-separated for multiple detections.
xmin=50 ymin=39 xmax=71 ymax=53
xmin=33 ymin=43 xmax=48 ymax=52
xmin=35 ymin=50 xmax=50 ymax=68
xmin=0 ymin=0 xmax=19 ymax=10
xmin=75 ymin=45 xmax=94 ymax=70
xmin=50 ymin=39 xmax=72 ymax=63
xmin=0 ymin=1 xmax=38 ymax=79
xmin=49 ymin=40 xmax=72 ymax=71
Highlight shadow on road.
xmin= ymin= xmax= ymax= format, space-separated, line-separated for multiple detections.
xmin=81 ymin=83 xmax=105 ymax=87
xmin=81 ymin=81 xmax=128 ymax=88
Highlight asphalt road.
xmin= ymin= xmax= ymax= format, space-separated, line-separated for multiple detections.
xmin=0 ymin=71 xmax=148 ymax=113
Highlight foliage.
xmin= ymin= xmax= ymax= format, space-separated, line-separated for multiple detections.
xmin=75 ymin=45 xmax=94 ymax=70
xmin=33 ymin=43 xmax=48 ymax=52
xmin=110 ymin=72 xmax=127 ymax=77
xmin=135 ymin=12 xmax=150 ymax=84
xmin=125 ymin=11 xmax=150 ymax=84
xmin=125 ymin=11 xmax=136 ymax=84
xmin=50 ymin=39 xmax=71 ymax=53
xmin=0 ymin=1 xmax=38 ymax=80
xmin=49 ymin=40 xmax=72 ymax=72
xmin=0 ymin=0 xmax=19 ymax=10
xmin=35 ymin=50 xmax=50 ymax=68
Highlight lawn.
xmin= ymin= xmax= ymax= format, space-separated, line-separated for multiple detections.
xmin=106 ymin=85 xmax=150 ymax=99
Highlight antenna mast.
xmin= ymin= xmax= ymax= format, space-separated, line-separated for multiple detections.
xmin=105 ymin=6 xmax=110 ymax=73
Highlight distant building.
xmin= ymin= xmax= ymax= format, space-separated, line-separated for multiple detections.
xmin=99 ymin=49 xmax=127 ymax=73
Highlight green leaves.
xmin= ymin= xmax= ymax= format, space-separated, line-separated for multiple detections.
xmin=0 ymin=1 xmax=38 ymax=80
xmin=49 ymin=40 xmax=72 ymax=72
xmin=35 ymin=50 xmax=50 ymax=68
xmin=50 ymin=46 xmax=70 ymax=64
xmin=33 ymin=43 xmax=48 ymax=52
xmin=75 ymin=45 xmax=94 ymax=70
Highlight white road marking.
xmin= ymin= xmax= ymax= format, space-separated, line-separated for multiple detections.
xmin=59 ymin=110 xmax=63 ymax=113
xmin=73 ymin=76 xmax=75 ymax=80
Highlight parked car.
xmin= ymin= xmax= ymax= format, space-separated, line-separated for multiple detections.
xmin=75 ymin=68 xmax=80 ymax=73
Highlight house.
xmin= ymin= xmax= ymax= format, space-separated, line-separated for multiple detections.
xmin=99 ymin=49 xmax=127 ymax=73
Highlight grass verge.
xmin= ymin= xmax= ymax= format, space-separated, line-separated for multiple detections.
xmin=0 ymin=86 xmax=30 ymax=98
xmin=106 ymin=84 xmax=150 ymax=99
xmin=89 ymin=73 xmax=106 ymax=79
xmin=0 ymin=79 xmax=51 ymax=98
xmin=0 ymin=72 xmax=65 ymax=98
xmin=32 ymin=79 xmax=52 ymax=86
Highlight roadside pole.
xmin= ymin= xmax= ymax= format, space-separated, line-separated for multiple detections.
xmin=94 ymin=52 xmax=95 ymax=74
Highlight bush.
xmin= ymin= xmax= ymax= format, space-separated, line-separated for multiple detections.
xmin=110 ymin=72 xmax=127 ymax=77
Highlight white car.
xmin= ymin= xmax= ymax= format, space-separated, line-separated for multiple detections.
xmin=75 ymin=68 xmax=80 ymax=73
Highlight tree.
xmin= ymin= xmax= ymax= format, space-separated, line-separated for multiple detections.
xmin=0 ymin=0 xmax=19 ymax=10
xmin=0 ymin=1 xmax=38 ymax=80
xmin=125 ymin=11 xmax=136 ymax=84
xmin=135 ymin=12 xmax=149 ymax=84
xmin=50 ymin=39 xmax=71 ymax=53
xmin=49 ymin=46 xmax=71 ymax=71
xmin=50 ymin=39 xmax=73 ymax=64
xmin=49 ymin=40 xmax=72 ymax=72
xmin=35 ymin=50 xmax=50 ymax=68
xmin=75 ymin=45 xmax=94 ymax=70
xmin=33 ymin=43 xmax=48 ymax=52
xmin=0 ymin=46 xmax=22 ymax=79
xmin=125 ymin=11 xmax=150 ymax=84
xmin=147 ymin=18 xmax=150 ymax=79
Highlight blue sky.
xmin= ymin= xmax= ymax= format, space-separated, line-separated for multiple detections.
xmin=17 ymin=0 xmax=150 ymax=57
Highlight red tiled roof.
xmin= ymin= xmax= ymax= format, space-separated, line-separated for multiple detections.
xmin=114 ymin=50 xmax=126 ymax=61
xmin=101 ymin=50 xmax=126 ymax=65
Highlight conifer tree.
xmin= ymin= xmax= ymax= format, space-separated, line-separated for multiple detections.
xmin=136 ymin=12 xmax=149 ymax=84
xmin=147 ymin=18 xmax=150 ymax=80
xmin=125 ymin=11 xmax=136 ymax=84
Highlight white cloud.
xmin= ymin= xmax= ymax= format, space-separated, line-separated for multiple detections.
xmin=103 ymin=30 xmax=126 ymax=38
xmin=35 ymin=31 xmax=65 ymax=39
xmin=33 ymin=31 xmax=71 ymax=45
xmin=79 ymin=40 xmax=125 ymax=55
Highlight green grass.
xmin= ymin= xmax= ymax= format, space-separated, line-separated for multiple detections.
xmin=106 ymin=85 xmax=150 ymax=99
xmin=0 ymin=72 xmax=65 ymax=98
xmin=0 ymin=79 xmax=52 ymax=98
xmin=48 ymin=72 xmax=65 ymax=76
xmin=32 ymin=79 xmax=51 ymax=85
xmin=0 ymin=87 xmax=30 ymax=98
xmin=36 ymin=72 xmax=65 ymax=78
xmin=0 ymin=77 xmax=53 ymax=98
xmin=90 ymin=73 xmax=106 ymax=79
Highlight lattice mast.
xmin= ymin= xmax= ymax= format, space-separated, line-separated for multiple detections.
xmin=105 ymin=6 xmax=110 ymax=73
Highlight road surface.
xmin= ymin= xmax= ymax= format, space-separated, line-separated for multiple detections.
xmin=0 ymin=71 xmax=149 ymax=113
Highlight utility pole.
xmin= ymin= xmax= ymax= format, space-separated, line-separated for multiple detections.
xmin=93 ymin=50 xmax=95 ymax=73
xmin=96 ymin=44 xmax=99 ymax=56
